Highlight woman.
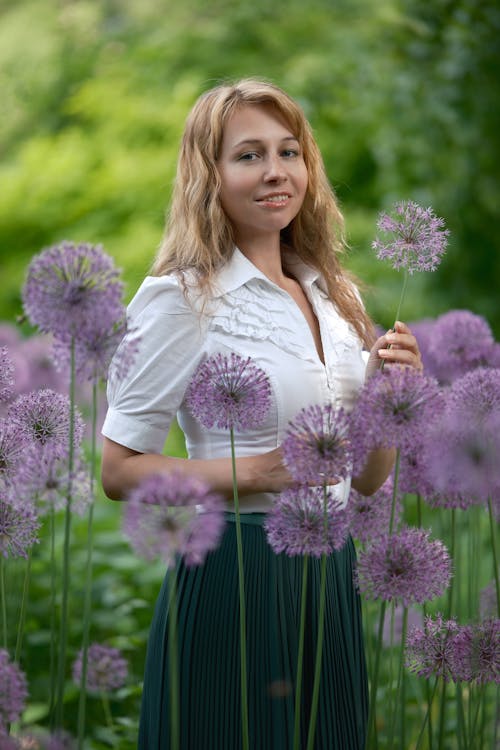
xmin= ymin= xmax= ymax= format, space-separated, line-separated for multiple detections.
xmin=101 ymin=79 xmax=422 ymax=749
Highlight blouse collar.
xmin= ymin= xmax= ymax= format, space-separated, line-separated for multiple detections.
xmin=213 ymin=247 xmax=327 ymax=298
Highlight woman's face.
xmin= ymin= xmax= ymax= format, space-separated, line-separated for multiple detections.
xmin=217 ymin=104 xmax=308 ymax=247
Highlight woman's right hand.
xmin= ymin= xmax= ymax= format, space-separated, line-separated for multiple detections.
xmin=241 ymin=447 xmax=295 ymax=494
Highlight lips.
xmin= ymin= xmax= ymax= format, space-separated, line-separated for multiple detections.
xmin=255 ymin=193 xmax=292 ymax=205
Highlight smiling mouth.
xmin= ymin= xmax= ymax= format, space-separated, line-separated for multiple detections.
xmin=256 ymin=194 xmax=291 ymax=205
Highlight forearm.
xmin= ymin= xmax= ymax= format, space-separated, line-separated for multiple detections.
xmin=351 ymin=447 xmax=396 ymax=496
xmin=101 ymin=439 xmax=291 ymax=501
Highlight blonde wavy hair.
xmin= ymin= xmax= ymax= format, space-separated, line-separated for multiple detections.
xmin=153 ymin=78 xmax=375 ymax=346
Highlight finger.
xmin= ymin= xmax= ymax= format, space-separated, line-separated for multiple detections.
xmin=377 ymin=347 xmax=423 ymax=369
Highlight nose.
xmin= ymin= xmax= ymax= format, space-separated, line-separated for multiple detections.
xmin=263 ymin=154 xmax=287 ymax=182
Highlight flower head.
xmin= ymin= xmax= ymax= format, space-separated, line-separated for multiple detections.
xmin=8 ymin=389 xmax=84 ymax=461
xmin=123 ymin=471 xmax=225 ymax=567
xmin=468 ymin=619 xmax=499 ymax=684
xmin=186 ymin=352 xmax=271 ymax=432
xmin=265 ymin=484 xmax=349 ymax=557
xmin=0 ymin=649 xmax=28 ymax=729
xmin=0 ymin=347 xmax=14 ymax=404
xmin=447 ymin=366 xmax=500 ymax=422
xmin=405 ymin=614 xmax=471 ymax=682
xmin=424 ymin=405 xmax=500 ymax=503
xmin=372 ymin=201 xmax=449 ymax=274
xmin=350 ymin=367 xmax=441 ymax=472
xmin=52 ymin=315 xmax=139 ymax=384
xmin=22 ymin=241 xmax=124 ymax=342
xmin=0 ymin=729 xmax=17 ymax=749
xmin=0 ymin=489 xmax=40 ymax=558
xmin=16 ymin=453 xmax=92 ymax=517
xmin=72 ymin=643 xmax=128 ymax=693
xmin=356 ymin=527 xmax=451 ymax=607
xmin=282 ymin=404 xmax=352 ymax=484
xmin=427 ymin=310 xmax=496 ymax=384
xmin=347 ymin=477 xmax=401 ymax=544
xmin=0 ymin=420 xmax=29 ymax=488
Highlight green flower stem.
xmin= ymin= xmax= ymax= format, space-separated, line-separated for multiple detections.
xmin=415 ymin=676 xmax=439 ymax=750
xmin=293 ymin=554 xmax=308 ymax=750
xmin=100 ymin=691 xmax=114 ymax=729
xmin=49 ymin=508 xmax=57 ymax=729
xmin=381 ymin=268 xmax=408 ymax=372
xmin=1 ymin=557 xmax=7 ymax=650
xmin=306 ymin=551 xmax=327 ymax=750
xmin=446 ymin=509 xmax=456 ymax=619
xmin=455 ymin=682 xmax=466 ymax=750
xmin=168 ymin=564 xmax=180 ymax=750
xmin=389 ymin=449 xmax=400 ymax=536
xmin=14 ymin=548 xmax=33 ymax=663
xmin=77 ymin=381 xmax=98 ymax=750
xmin=487 ymin=498 xmax=500 ymax=618
xmin=393 ymin=267 xmax=409 ymax=329
xmin=366 ymin=600 xmax=387 ymax=750
xmin=388 ymin=606 xmax=408 ymax=750
xmin=55 ymin=337 xmax=76 ymax=728
xmin=437 ymin=678 xmax=447 ymax=750
xmin=230 ymin=428 xmax=249 ymax=750
xmin=468 ymin=683 xmax=486 ymax=749
xmin=306 ymin=483 xmax=329 ymax=750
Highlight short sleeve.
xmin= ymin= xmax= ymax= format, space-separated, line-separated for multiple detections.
xmin=101 ymin=275 xmax=207 ymax=454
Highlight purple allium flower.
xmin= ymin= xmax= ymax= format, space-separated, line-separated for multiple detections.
xmin=480 ymin=581 xmax=498 ymax=619
xmin=72 ymin=643 xmax=128 ymax=693
xmin=265 ymin=484 xmax=349 ymax=557
xmin=17 ymin=453 xmax=92 ymax=517
xmin=407 ymin=319 xmax=437 ymax=375
xmin=0 ymin=420 xmax=29 ymax=488
xmin=347 ymin=476 xmax=401 ymax=544
xmin=8 ymin=389 xmax=84 ymax=461
xmin=281 ymin=404 xmax=352 ymax=484
xmin=426 ymin=310 xmax=496 ymax=384
xmin=468 ymin=619 xmax=500 ymax=684
xmin=52 ymin=315 xmax=140 ymax=384
xmin=424 ymin=407 xmax=500 ymax=503
xmin=14 ymin=335 xmax=69 ymax=397
xmin=447 ymin=366 xmax=500 ymax=422
xmin=22 ymin=242 xmax=124 ymax=342
xmin=372 ymin=201 xmax=449 ymax=274
xmin=356 ymin=527 xmax=451 ymax=607
xmin=186 ymin=352 xmax=271 ymax=432
xmin=405 ymin=614 xmax=471 ymax=682
xmin=0 ymin=729 xmax=18 ymax=749
xmin=123 ymin=471 xmax=225 ymax=567
xmin=350 ymin=367 xmax=441 ymax=472
xmin=0 ymin=649 xmax=28 ymax=729
xmin=0 ymin=348 xmax=14 ymax=404
xmin=0 ymin=490 xmax=40 ymax=558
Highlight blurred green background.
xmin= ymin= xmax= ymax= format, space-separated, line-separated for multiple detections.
xmin=1 ymin=0 xmax=499 ymax=334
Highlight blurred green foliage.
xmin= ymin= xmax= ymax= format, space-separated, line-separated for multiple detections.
xmin=1 ymin=0 xmax=499 ymax=334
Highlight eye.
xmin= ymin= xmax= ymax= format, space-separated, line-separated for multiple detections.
xmin=238 ymin=152 xmax=260 ymax=161
xmin=282 ymin=148 xmax=300 ymax=158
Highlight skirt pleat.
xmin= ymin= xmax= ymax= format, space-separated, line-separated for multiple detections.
xmin=138 ymin=513 xmax=368 ymax=749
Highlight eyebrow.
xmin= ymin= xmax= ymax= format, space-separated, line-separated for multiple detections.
xmin=230 ymin=136 xmax=300 ymax=150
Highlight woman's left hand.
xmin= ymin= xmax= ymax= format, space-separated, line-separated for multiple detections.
xmin=365 ymin=320 xmax=423 ymax=380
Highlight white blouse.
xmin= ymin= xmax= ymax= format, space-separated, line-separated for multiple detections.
xmin=102 ymin=248 xmax=368 ymax=511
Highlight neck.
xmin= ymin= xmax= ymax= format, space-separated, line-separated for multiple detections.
xmin=236 ymin=235 xmax=289 ymax=286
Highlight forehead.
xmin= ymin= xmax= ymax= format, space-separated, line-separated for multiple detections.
xmin=221 ymin=104 xmax=297 ymax=148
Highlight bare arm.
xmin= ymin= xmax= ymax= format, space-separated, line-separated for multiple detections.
xmin=351 ymin=320 xmax=423 ymax=496
xmin=101 ymin=437 xmax=293 ymax=501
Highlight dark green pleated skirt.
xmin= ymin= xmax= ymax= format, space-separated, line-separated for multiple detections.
xmin=138 ymin=513 xmax=368 ymax=749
